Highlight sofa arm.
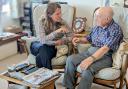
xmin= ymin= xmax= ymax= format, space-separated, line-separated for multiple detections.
xmin=21 ymin=36 xmax=39 ymax=53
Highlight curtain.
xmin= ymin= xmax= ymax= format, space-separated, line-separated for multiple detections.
xmin=100 ymin=0 xmax=110 ymax=6
xmin=0 ymin=0 xmax=8 ymax=11
xmin=0 ymin=0 xmax=11 ymax=34
xmin=10 ymin=0 xmax=27 ymax=18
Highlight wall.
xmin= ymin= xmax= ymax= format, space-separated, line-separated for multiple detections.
xmin=50 ymin=0 xmax=127 ymax=30
xmin=50 ymin=0 xmax=101 ymax=29
xmin=0 ymin=14 xmax=20 ymax=33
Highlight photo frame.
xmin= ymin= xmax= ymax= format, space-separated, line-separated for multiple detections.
xmin=73 ymin=17 xmax=87 ymax=33
xmin=124 ymin=0 xmax=128 ymax=8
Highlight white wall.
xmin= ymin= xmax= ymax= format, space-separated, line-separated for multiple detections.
xmin=70 ymin=0 xmax=100 ymax=28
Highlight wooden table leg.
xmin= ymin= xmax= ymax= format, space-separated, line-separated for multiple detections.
xmin=39 ymin=81 xmax=54 ymax=89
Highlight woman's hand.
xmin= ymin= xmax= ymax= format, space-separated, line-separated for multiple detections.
xmin=55 ymin=39 xmax=64 ymax=45
xmin=72 ymin=37 xmax=80 ymax=46
xmin=55 ymin=26 xmax=68 ymax=33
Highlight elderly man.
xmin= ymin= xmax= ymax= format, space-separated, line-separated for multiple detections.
xmin=63 ymin=7 xmax=123 ymax=89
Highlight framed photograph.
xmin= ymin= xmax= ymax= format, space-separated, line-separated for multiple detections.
xmin=73 ymin=17 xmax=87 ymax=33
xmin=124 ymin=0 xmax=128 ymax=8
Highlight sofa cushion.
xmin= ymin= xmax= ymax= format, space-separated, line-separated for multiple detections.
xmin=77 ymin=66 xmax=120 ymax=80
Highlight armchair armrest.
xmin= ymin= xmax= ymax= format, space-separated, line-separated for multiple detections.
xmin=119 ymin=42 xmax=128 ymax=88
xmin=120 ymin=42 xmax=128 ymax=75
xmin=121 ymin=53 xmax=128 ymax=76
xmin=21 ymin=36 xmax=39 ymax=53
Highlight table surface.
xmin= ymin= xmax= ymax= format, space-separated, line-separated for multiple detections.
xmin=0 ymin=71 xmax=60 ymax=89
xmin=0 ymin=34 xmax=20 ymax=46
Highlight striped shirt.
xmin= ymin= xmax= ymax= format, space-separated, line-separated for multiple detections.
xmin=37 ymin=18 xmax=72 ymax=45
xmin=86 ymin=19 xmax=123 ymax=51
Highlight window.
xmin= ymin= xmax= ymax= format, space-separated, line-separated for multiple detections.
xmin=0 ymin=0 xmax=11 ymax=16
xmin=0 ymin=0 xmax=11 ymax=34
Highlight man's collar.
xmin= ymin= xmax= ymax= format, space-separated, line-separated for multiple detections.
xmin=107 ymin=19 xmax=114 ymax=28
xmin=96 ymin=19 xmax=114 ymax=30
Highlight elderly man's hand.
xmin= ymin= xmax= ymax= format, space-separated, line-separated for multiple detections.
xmin=79 ymin=57 xmax=93 ymax=70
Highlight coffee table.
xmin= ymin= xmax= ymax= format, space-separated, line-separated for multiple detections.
xmin=0 ymin=71 xmax=60 ymax=89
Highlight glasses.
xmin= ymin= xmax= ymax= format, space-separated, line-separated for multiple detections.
xmin=95 ymin=13 xmax=108 ymax=19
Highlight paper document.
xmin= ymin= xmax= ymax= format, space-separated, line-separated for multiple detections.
xmin=22 ymin=68 xmax=59 ymax=85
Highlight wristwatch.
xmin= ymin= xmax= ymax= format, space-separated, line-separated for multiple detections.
xmin=90 ymin=55 xmax=96 ymax=62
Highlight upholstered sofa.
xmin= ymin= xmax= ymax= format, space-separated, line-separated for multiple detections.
xmin=22 ymin=4 xmax=75 ymax=68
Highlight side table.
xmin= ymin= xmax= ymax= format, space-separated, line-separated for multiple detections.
xmin=0 ymin=34 xmax=19 ymax=60
xmin=17 ymin=39 xmax=29 ymax=55
xmin=16 ymin=32 xmax=28 ymax=54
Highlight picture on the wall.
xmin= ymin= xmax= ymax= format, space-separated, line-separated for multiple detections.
xmin=124 ymin=0 xmax=128 ymax=8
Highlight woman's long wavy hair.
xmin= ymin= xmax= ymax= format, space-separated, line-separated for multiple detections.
xmin=43 ymin=3 xmax=61 ymax=34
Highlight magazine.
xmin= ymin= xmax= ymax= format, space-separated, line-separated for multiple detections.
xmin=22 ymin=68 xmax=59 ymax=85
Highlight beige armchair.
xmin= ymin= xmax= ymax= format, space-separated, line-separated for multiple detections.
xmin=76 ymin=5 xmax=128 ymax=89
xmin=22 ymin=4 xmax=75 ymax=68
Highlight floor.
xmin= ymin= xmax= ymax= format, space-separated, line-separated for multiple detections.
xmin=0 ymin=53 xmax=27 ymax=73
xmin=0 ymin=53 xmax=127 ymax=89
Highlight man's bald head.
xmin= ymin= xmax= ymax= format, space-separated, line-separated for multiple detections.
xmin=96 ymin=7 xmax=113 ymax=18
xmin=95 ymin=7 xmax=114 ymax=27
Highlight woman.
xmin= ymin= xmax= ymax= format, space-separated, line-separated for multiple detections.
xmin=31 ymin=2 xmax=72 ymax=69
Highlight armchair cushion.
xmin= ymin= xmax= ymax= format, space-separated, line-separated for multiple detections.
xmin=77 ymin=66 xmax=120 ymax=80
xmin=56 ymin=45 xmax=68 ymax=58
xmin=52 ymin=56 xmax=67 ymax=66
xmin=27 ymin=45 xmax=68 ymax=65
xmin=27 ymin=54 xmax=67 ymax=66
xmin=94 ymin=68 xmax=120 ymax=80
